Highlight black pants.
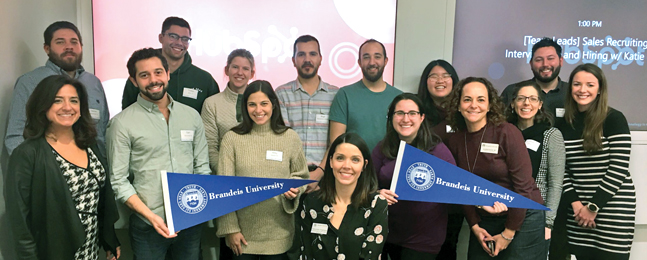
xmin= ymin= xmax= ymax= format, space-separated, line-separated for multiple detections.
xmin=437 ymin=210 xmax=465 ymax=259
xmin=383 ymin=243 xmax=437 ymax=260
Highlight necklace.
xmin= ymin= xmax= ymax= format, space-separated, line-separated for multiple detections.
xmin=465 ymin=124 xmax=487 ymax=173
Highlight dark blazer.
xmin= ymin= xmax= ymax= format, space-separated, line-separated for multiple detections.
xmin=5 ymin=137 xmax=120 ymax=260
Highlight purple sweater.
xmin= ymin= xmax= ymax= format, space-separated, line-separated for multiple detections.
xmin=372 ymin=141 xmax=456 ymax=254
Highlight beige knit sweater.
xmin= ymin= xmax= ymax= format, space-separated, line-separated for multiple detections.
xmin=216 ymin=123 xmax=309 ymax=255
xmin=201 ymin=86 xmax=241 ymax=174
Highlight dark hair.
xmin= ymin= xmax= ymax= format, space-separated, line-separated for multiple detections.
xmin=505 ymin=80 xmax=554 ymax=126
xmin=161 ymin=16 xmax=191 ymax=35
xmin=381 ymin=93 xmax=440 ymax=159
xmin=532 ymin=37 xmax=562 ymax=59
xmin=24 ymin=75 xmax=96 ymax=149
xmin=318 ymin=133 xmax=378 ymax=208
xmin=44 ymin=21 xmax=82 ymax=46
xmin=564 ymin=63 xmax=609 ymax=153
xmin=416 ymin=59 xmax=459 ymax=125
xmin=293 ymin=35 xmax=321 ymax=58
xmin=227 ymin=48 xmax=255 ymax=71
xmin=231 ymin=80 xmax=288 ymax=135
xmin=127 ymin=48 xmax=169 ymax=79
xmin=359 ymin=39 xmax=387 ymax=58
xmin=445 ymin=77 xmax=507 ymax=131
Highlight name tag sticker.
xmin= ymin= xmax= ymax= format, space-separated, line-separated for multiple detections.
xmin=316 ymin=114 xmax=329 ymax=124
xmin=311 ymin=223 xmax=328 ymax=235
xmin=183 ymin=88 xmax=199 ymax=99
xmin=446 ymin=125 xmax=455 ymax=133
xmin=89 ymin=109 xmax=100 ymax=120
xmin=525 ymin=139 xmax=541 ymax=152
xmin=555 ymin=108 xmax=565 ymax=118
xmin=180 ymin=130 xmax=194 ymax=142
xmin=480 ymin=143 xmax=499 ymax=154
xmin=266 ymin=150 xmax=283 ymax=162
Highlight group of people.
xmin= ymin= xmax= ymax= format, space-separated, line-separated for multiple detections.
xmin=3 ymin=16 xmax=636 ymax=260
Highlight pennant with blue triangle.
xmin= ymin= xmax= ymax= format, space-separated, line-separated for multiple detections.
xmin=390 ymin=141 xmax=548 ymax=210
xmin=161 ymin=171 xmax=316 ymax=234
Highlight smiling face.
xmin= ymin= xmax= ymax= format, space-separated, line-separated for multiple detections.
xmin=531 ymin=46 xmax=563 ymax=83
xmin=226 ymin=56 xmax=254 ymax=92
xmin=571 ymin=71 xmax=600 ymax=112
xmin=247 ymin=91 xmax=273 ymax=125
xmin=159 ymin=25 xmax=190 ymax=61
xmin=131 ymin=57 xmax=170 ymax=102
xmin=393 ymin=99 xmax=425 ymax=144
xmin=460 ymin=82 xmax=489 ymax=131
xmin=513 ymin=85 xmax=543 ymax=121
xmin=293 ymin=40 xmax=322 ymax=80
xmin=426 ymin=65 xmax=453 ymax=103
xmin=330 ymin=143 xmax=366 ymax=188
xmin=359 ymin=42 xmax=387 ymax=83
xmin=47 ymin=84 xmax=81 ymax=129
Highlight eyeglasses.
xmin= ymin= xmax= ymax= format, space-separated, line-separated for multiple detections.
xmin=394 ymin=110 xmax=421 ymax=118
xmin=428 ymin=73 xmax=452 ymax=82
xmin=165 ymin=33 xmax=192 ymax=43
xmin=514 ymin=95 xmax=540 ymax=103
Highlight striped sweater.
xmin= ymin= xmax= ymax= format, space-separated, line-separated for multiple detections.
xmin=558 ymin=108 xmax=635 ymax=255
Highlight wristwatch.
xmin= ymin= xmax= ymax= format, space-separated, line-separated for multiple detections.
xmin=586 ymin=202 xmax=599 ymax=213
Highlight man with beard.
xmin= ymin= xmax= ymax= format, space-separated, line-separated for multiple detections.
xmin=4 ymin=21 xmax=110 ymax=155
xmin=275 ymin=35 xmax=339 ymax=190
xmin=107 ymin=48 xmax=210 ymax=260
xmin=329 ymin=39 xmax=402 ymax=151
xmin=501 ymin=37 xmax=567 ymax=118
xmin=121 ymin=16 xmax=219 ymax=113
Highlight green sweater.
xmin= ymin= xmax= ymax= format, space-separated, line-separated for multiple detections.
xmin=121 ymin=51 xmax=220 ymax=113
xmin=216 ymin=124 xmax=309 ymax=255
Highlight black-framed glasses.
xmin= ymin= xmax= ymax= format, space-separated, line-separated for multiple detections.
xmin=166 ymin=33 xmax=192 ymax=43
xmin=394 ymin=110 xmax=421 ymax=118
xmin=514 ymin=95 xmax=540 ymax=103
xmin=428 ymin=73 xmax=452 ymax=82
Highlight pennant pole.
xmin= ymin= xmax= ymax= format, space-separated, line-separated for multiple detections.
xmin=160 ymin=170 xmax=175 ymax=235
xmin=390 ymin=140 xmax=407 ymax=192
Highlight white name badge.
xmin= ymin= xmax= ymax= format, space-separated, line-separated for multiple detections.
xmin=182 ymin=88 xmax=199 ymax=99
xmin=555 ymin=108 xmax=565 ymax=118
xmin=525 ymin=139 xmax=540 ymax=152
xmin=315 ymin=114 xmax=329 ymax=124
xmin=89 ymin=108 xmax=100 ymax=120
xmin=311 ymin=223 xmax=328 ymax=235
xmin=446 ymin=125 xmax=455 ymax=133
xmin=480 ymin=143 xmax=499 ymax=154
xmin=180 ymin=130 xmax=194 ymax=142
xmin=266 ymin=150 xmax=283 ymax=162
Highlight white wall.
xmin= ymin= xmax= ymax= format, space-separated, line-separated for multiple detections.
xmin=1 ymin=0 xmax=645 ymax=259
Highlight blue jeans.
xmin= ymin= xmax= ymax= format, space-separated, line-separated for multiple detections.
xmin=129 ymin=214 xmax=203 ymax=260
xmin=468 ymin=210 xmax=546 ymax=260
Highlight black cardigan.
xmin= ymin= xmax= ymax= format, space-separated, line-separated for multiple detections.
xmin=5 ymin=137 xmax=120 ymax=260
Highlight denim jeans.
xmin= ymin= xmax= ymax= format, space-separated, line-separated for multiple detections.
xmin=129 ymin=214 xmax=203 ymax=260
xmin=468 ymin=210 xmax=546 ymax=260
xmin=383 ymin=242 xmax=438 ymax=260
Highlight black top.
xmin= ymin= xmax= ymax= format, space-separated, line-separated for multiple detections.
xmin=5 ymin=137 xmax=120 ymax=260
xmin=290 ymin=192 xmax=389 ymax=260
xmin=520 ymin=122 xmax=551 ymax=179
xmin=501 ymin=78 xmax=568 ymax=118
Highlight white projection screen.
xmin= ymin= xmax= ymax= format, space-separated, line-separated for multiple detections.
xmin=92 ymin=0 xmax=397 ymax=118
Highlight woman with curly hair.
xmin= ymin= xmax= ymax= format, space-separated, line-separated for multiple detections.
xmin=445 ymin=77 xmax=545 ymax=259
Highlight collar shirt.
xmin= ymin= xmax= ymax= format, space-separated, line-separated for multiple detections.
xmin=107 ymin=94 xmax=210 ymax=224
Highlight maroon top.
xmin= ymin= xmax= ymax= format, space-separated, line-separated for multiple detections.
xmin=446 ymin=122 xmax=543 ymax=231
xmin=430 ymin=106 xmax=454 ymax=144
xmin=372 ymin=141 xmax=456 ymax=254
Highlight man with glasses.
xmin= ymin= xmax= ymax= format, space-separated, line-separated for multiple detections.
xmin=501 ymin=37 xmax=567 ymax=118
xmin=121 ymin=16 xmax=219 ymax=113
